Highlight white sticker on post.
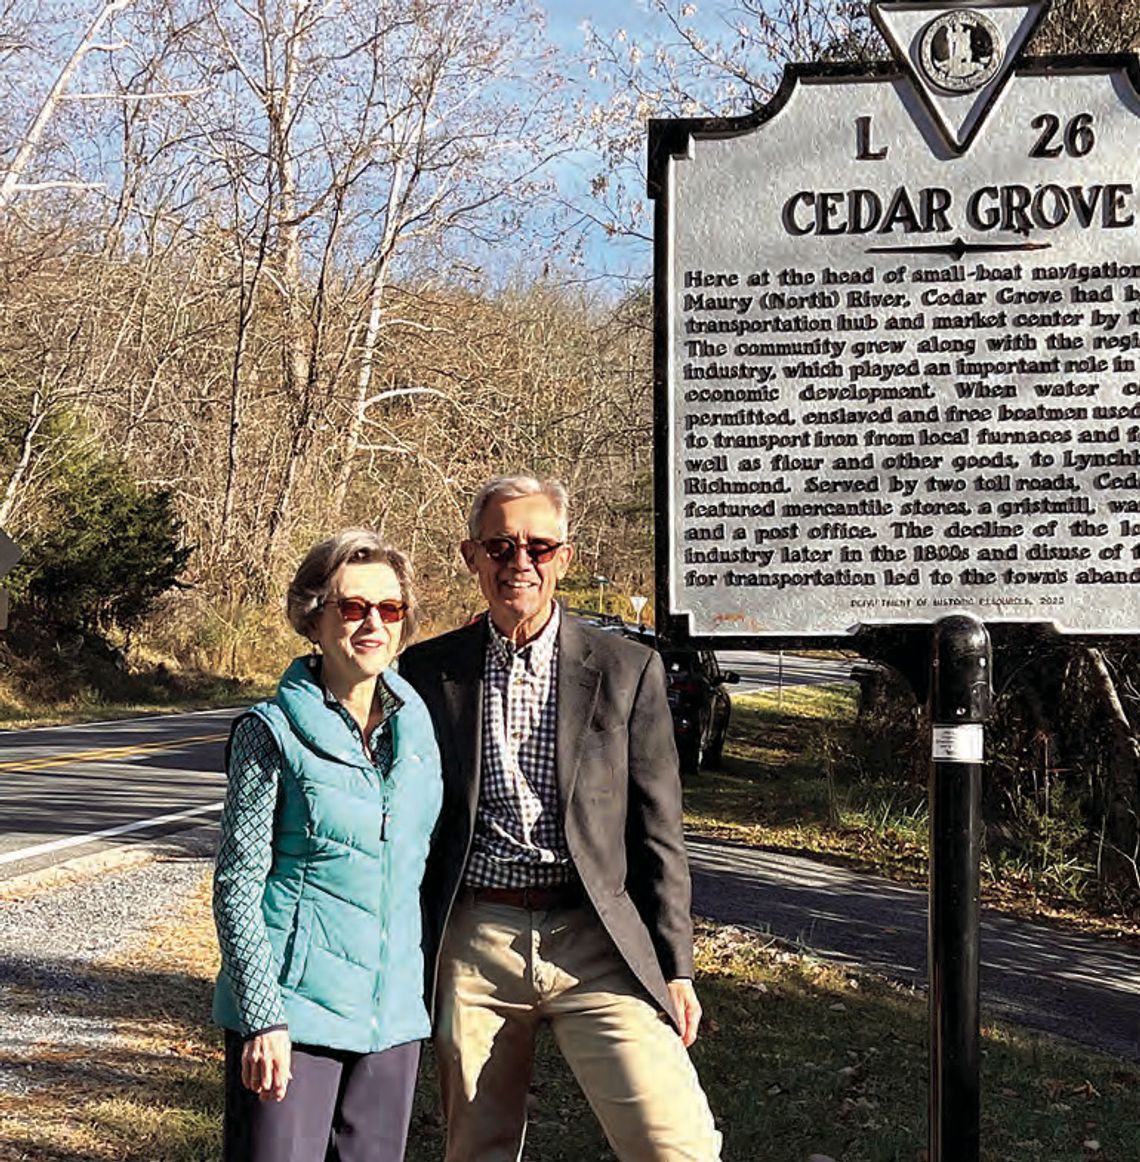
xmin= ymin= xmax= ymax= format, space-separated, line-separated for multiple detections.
xmin=932 ymin=725 xmax=984 ymax=764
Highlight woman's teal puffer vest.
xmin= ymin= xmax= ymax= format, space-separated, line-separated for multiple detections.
xmin=213 ymin=655 xmax=442 ymax=1052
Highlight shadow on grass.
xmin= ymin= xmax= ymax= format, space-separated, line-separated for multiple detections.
xmin=2 ymin=944 xmax=1138 ymax=1162
xmin=689 ymin=834 xmax=1140 ymax=1064
xmin=0 ymin=957 xmax=214 ymax=1025
xmin=693 ymin=693 xmax=859 ymax=819
xmin=686 ymin=958 xmax=1139 ymax=1162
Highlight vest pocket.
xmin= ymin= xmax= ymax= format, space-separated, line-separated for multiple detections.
xmin=281 ymin=897 xmax=313 ymax=989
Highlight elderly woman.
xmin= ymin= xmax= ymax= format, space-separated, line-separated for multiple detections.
xmin=212 ymin=530 xmax=441 ymax=1162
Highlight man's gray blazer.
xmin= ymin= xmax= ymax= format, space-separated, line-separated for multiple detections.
xmin=399 ymin=614 xmax=694 ymax=1029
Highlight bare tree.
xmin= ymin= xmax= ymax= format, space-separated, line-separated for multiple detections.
xmin=0 ymin=0 xmax=138 ymax=210
xmin=574 ymin=0 xmax=880 ymax=246
xmin=146 ymin=0 xmax=567 ymax=588
xmin=1035 ymin=0 xmax=1140 ymax=53
xmin=329 ymin=0 xmax=566 ymax=519
xmin=0 ymin=0 xmax=210 ymax=215
xmin=0 ymin=4 xmax=654 ymax=653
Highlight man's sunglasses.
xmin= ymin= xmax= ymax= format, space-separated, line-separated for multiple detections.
xmin=323 ymin=597 xmax=408 ymax=624
xmin=477 ymin=536 xmax=564 ymax=564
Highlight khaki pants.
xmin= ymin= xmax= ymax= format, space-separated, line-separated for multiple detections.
xmin=434 ymin=897 xmax=722 ymax=1162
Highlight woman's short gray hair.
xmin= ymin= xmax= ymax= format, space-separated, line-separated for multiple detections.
xmin=467 ymin=475 xmax=570 ymax=540
xmin=286 ymin=529 xmax=419 ymax=645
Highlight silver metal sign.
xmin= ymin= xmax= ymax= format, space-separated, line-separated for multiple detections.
xmin=652 ymin=2 xmax=1140 ymax=638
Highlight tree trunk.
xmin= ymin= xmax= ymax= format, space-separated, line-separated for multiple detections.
xmin=331 ymin=159 xmax=406 ymax=519
xmin=0 ymin=0 xmax=136 ymax=210
xmin=1083 ymin=647 xmax=1140 ymax=894
xmin=218 ymin=223 xmax=269 ymax=571
xmin=0 ymin=387 xmax=46 ymax=529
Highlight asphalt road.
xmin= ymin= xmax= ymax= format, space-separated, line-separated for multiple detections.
xmin=689 ymin=837 xmax=1140 ymax=1062
xmin=0 ymin=657 xmax=849 ymax=878
xmin=716 ymin=650 xmax=854 ymax=693
xmin=0 ymin=708 xmax=233 ymax=879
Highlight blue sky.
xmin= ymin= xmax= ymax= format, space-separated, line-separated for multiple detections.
xmin=536 ymin=2 xmax=682 ymax=284
xmin=545 ymin=0 xmax=661 ymax=43
xmin=538 ymin=1 xmax=767 ymax=285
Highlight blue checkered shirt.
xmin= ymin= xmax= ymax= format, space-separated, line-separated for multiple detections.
xmin=465 ymin=606 xmax=574 ymax=888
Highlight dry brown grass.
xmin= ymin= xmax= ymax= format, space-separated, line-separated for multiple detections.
xmin=0 ymin=872 xmax=223 ymax=1162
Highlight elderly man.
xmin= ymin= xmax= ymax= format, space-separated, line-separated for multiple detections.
xmin=400 ymin=475 xmax=721 ymax=1162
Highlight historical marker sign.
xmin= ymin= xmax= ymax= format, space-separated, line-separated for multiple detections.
xmin=651 ymin=1 xmax=1140 ymax=639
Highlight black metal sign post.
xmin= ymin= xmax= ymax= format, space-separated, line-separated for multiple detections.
xmin=929 ymin=615 xmax=991 ymax=1162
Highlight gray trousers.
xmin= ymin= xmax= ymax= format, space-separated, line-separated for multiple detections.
xmin=223 ymin=1032 xmax=420 ymax=1162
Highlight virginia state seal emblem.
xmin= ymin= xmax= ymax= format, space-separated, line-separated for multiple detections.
xmin=919 ymin=10 xmax=1005 ymax=94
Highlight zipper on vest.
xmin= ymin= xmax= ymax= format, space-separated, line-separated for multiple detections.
xmin=380 ymin=789 xmax=391 ymax=841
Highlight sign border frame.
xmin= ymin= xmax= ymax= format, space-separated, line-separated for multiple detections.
xmin=649 ymin=53 xmax=1140 ymax=649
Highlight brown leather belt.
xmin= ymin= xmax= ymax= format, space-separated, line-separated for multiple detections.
xmin=466 ymin=884 xmax=583 ymax=910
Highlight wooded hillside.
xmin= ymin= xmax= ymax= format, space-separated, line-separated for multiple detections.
xmin=0 ymin=0 xmax=660 ymax=678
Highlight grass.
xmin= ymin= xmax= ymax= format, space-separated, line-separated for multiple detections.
xmin=686 ymin=687 xmax=929 ymax=882
xmin=0 ymin=616 xmax=273 ymax=730
xmin=685 ymin=688 xmax=1140 ymax=936
xmin=2 ymin=871 xmax=1139 ymax=1162
xmin=1 ymin=681 xmax=1137 ymax=1158
xmin=0 ymin=674 xmax=267 ymax=730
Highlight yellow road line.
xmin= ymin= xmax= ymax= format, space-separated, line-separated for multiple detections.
xmin=0 ymin=732 xmax=228 ymax=773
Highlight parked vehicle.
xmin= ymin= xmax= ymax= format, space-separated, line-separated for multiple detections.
xmin=652 ymin=636 xmax=738 ymax=777
xmin=567 ymin=611 xmax=738 ymax=777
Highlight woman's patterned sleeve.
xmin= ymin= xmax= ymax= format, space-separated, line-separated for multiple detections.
xmin=213 ymin=714 xmax=287 ymax=1037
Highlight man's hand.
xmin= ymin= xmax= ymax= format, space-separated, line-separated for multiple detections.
xmin=667 ymin=978 xmax=702 ymax=1047
xmin=241 ymin=1029 xmax=292 ymax=1102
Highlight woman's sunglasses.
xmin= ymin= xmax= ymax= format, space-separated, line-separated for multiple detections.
xmin=477 ymin=536 xmax=564 ymax=564
xmin=323 ymin=597 xmax=408 ymax=624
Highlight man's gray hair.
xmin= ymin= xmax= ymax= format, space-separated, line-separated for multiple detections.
xmin=467 ymin=475 xmax=570 ymax=541
xmin=286 ymin=528 xmax=419 ymax=644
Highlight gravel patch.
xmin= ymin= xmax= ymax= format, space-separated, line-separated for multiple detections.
xmin=0 ymin=848 xmax=212 ymax=1097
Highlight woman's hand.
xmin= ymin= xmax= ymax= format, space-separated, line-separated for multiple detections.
xmin=241 ymin=1029 xmax=292 ymax=1102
